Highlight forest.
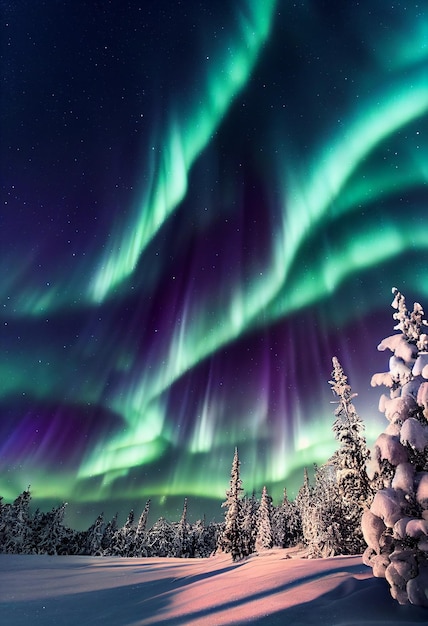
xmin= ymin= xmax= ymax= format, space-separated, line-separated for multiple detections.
xmin=0 ymin=355 xmax=370 ymax=561
xmin=2 ymin=288 xmax=428 ymax=607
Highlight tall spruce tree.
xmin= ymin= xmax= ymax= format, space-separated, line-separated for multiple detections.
xmin=328 ymin=356 xmax=371 ymax=553
xmin=296 ymin=467 xmax=313 ymax=549
xmin=220 ymin=447 xmax=245 ymax=561
xmin=173 ymin=498 xmax=190 ymax=557
xmin=134 ymin=499 xmax=151 ymax=556
xmin=241 ymin=492 xmax=258 ymax=556
xmin=101 ymin=513 xmax=118 ymax=554
xmin=329 ymin=356 xmax=371 ymax=507
xmin=255 ymin=486 xmax=273 ymax=552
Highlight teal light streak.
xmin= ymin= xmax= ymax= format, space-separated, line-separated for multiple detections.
xmin=89 ymin=0 xmax=277 ymax=303
xmin=376 ymin=13 xmax=428 ymax=71
xmin=79 ymin=68 xmax=428 ymax=488
xmin=258 ymin=76 xmax=427 ymax=324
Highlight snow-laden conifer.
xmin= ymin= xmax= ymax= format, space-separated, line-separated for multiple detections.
xmin=173 ymin=498 xmax=190 ymax=557
xmin=308 ymin=464 xmax=345 ymax=558
xmin=272 ymin=488 xmax=302 ymax=548
xmin=191 ymin=517 xmax=219 ymax=557
xmin=255 ymin=486 xmax=273 ymax=552
xmin=241 ymin=492 xmax=258 ymax=556
xmin=328 ymin=357 xmax=371 ymax=553
xmin=0 ymin=487 xmax=32 ymax=553
xmin=220 ymin=447 xmax=245 ymax=561
xmin=296 ymin=467 xmax=314 ymax=549
xmin=147 ymin=517 xmax=175 ymax=557
xmin=101 ymin=513 xmax=118 ymax=554
xmin=329 ymin=357 xmax=371 ymax=507
xmin=134 ymin=499 xmax=150 ymax=556
xmin=83 ymin=513 xmax=105 ymax=555
xmin=106 ymin=509 xmax=136 ymax=556
xmin=363 ymin=288 xmax=428 ymax=606
xmin=35 ymin=502 xmax=74 ymax=555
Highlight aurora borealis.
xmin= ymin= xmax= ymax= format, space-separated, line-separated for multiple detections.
xmin=1 ymin=1 xmax=428 ymax=527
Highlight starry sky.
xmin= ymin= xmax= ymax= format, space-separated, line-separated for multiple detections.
xmin=1 ymin=1 xmax=428 ymax=528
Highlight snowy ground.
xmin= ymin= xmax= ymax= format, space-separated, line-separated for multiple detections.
xmin=1 ymin=550 xmax=427 ymax=625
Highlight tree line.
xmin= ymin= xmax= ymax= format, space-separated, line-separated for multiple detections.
xmin=3 ymin=288 xmax=428 ymax=607
xmin=0 ymin=355 xmax=373 ymax=559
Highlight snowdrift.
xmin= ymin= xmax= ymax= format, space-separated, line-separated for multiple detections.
xmin=1 ymin=550 xmax=427 ymax=625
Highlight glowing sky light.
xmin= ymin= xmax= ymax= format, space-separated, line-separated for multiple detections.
xmin=89 ymin=0 xmax=277 ymax=303
xmin=1 ymin=1 xmax=428 ymax=527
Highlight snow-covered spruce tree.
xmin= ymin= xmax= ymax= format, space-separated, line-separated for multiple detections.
xmin=0 ymin=487 xmax=33 ymax=554
xmin=255 ymin=485 xmax=273 ymax=552
xmin=82 ymin=513 xmax=105 ymax=556
xmin=297 ymin=463 xmax=346 ymax=557
xmin=240 ymin=492 xmax=258 ymax=556
xmin=173 ymin=498 xmax=190 ymax=557
xmin=219 ymin=447 xmax=245 ymax=561
xmin=281 ymin=488 xmax=303 ymax=548
xmin=362 ymin=288 xmax=428 ymax=606
xmin=106 ymin=509 xmax=136 ymax=556
xmin=133 ymin=499 xmax=151 ymax=556
xmin=101 ymin=513 xmax=118 ymax=554
xmin=296 ymin=467 xmax=314 ymax=550
xmin=147 ymin=517 xmax=175 ymax=557
xmin=271 ymin=489 xmax=289 ymax=548
xmin=308 ymin=464 xmax=346 ymax=558
xmin=328 ymin=357 xmax=371 ymax=553
xmin=34 ymin=502 xmax=75 ymax=555
xmin=190 ymin=518 xmax=219 ymax=557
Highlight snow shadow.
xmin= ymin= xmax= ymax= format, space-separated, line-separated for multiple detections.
xmin=135 ymin=563 xmax=369 ymax=625
xmin=239 ymin=575 xmax=428 ymax=626
xmin=0 ymin=562 xmax=242 ymax=626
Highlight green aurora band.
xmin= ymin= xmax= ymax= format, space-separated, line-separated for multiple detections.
xmin=1 ymin=2 xmax=428 ymax=523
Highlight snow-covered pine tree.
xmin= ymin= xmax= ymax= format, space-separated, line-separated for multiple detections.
xmin=29 ymin=507 xmax=44 ymax=553
xmin=307 ymin=464 xmax=345 ymax=558
xmin=296 ymin=467 xmax=314 ymax=550
xmin=328 ymin=357 xmax=371 ymax=553
xmin=147 ymin=517 xmax=175 ymax=557
xmin=190 ymin=518 xmax=219 ymax=557
xmin=134 ymin=499 xmax=151 ymax=556
xmin=271 ymin=489 xmax=288 ymax=548
xmin=220 ymin=447 xmax=245 ymax=561
xmin=189 ymin=517 xmax=205 ymax=558
xmin=329 ymin=357 xmax=371 ymax=505
xmin=272 ymin=488 xmax=302 ymax=548
xmin=255 ymin=486 xmax=273 ymax=552
xmin=101 ymin=513 xmax=118 ymax=554
xmin=173 ymin=498 xmax=190 ymax=557
xmin=107 ymin=509 xmax=136 ymax=556
xmin=240 ymin=492 xmax=258 ymax=557
xmin=82 ymin=513 xmax=105 ymax=555
xmin=0 ymin=500 xmax=16 ymax=553
xmin=35 ymin=502 xmax=73 ymax=555
xmin=362 ymin=288 xmax=428 ymax=606
xmin=0 ymin=487 xmax=33 ymax=553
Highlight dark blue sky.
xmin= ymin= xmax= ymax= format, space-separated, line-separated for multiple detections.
xmin=1 ymin=1 xmax=427 ymax=527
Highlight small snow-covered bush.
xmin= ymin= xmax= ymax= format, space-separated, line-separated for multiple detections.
xmin=363 ymin=288 xmax=428 ymax=607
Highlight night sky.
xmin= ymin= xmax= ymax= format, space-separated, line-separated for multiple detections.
xmin=1 ymin=1 xmax=428 ymax=528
